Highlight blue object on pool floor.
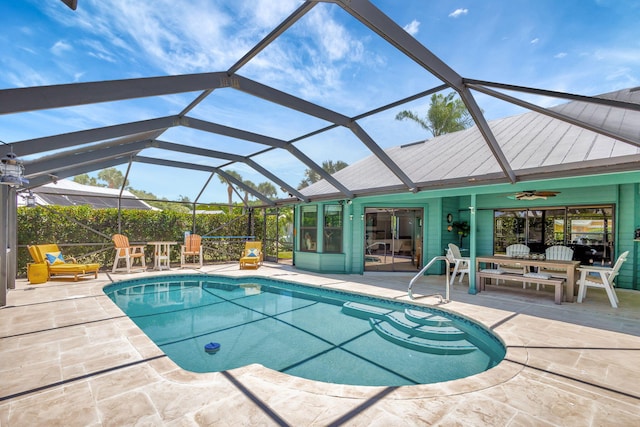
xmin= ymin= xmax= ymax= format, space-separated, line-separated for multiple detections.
xmin=204 ymin=342 xmax=220 ymax=353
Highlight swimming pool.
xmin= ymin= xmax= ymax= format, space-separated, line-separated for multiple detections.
xmin=104 ymin=274 xmax=505 ymax=386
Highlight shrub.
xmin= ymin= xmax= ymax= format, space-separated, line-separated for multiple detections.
xmin=17 ymin=206 xmax=266 ymax=276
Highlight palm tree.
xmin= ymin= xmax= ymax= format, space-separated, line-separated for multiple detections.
xmin=257 ymin=182 xmax=277 ymax=199
xmin=218 ymin=170 xmax=243 ymax=214
xmin=241 ymin=179 xmax=256 ymax=211
xmin=73 ymin=174 xmax=103 ymax=187
xmin=395 ymin=92 xmax=473 ymax=137
xmin=298 ymin=160 xmax=349 ymax=189
xmin=97 ymin=167 xmax=129 ymax=189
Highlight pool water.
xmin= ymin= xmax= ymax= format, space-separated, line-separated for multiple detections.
xmin=104 ymin=275 xmax=505 ymax=386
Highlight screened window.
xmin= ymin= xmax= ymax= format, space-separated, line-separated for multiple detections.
xmin=300 ymin=206 xmax=317 ymax=252
xmin=323 ymin=205 xmax=343 ymax=253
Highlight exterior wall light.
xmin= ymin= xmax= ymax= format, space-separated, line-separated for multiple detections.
xmin=0 ymin=149 xmax=29 ymax=187
xmin=24 ymin=191 xmax=36 ymax=207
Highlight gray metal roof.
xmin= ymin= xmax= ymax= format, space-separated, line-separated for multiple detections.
xmin=27 ymin=179 xmax=155 ymax=210
xmin=300 ymin=87 xmax=640 ymax=199
xmin=1 ymin=1 xmax=639 ymax=206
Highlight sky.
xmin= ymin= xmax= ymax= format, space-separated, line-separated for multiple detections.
xmin=1 ymin=0 xmax=639 ymax=204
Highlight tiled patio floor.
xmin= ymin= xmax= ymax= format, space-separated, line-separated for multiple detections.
xmin=1 ymin=263 xmax=639 ymax=426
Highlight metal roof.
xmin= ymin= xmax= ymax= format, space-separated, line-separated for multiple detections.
xmin=25 ymin=179 xmax=155 ymax=210
xmin=2 ymin=1 xmax=639 ymax=207
xmin=301 ymin=87 xmax=640 ymax=199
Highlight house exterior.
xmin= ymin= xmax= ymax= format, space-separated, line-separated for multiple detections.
xmin=18 ymin=179 xmax=156 ymax=210
xmin=292 ymin=88 xmax=640 ymax=289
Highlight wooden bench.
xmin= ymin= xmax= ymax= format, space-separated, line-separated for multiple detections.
xmin=476 ymin=271 xmax=565 ymax=304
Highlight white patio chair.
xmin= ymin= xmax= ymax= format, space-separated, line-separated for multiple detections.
xmin=535 ymin=245 xmax=574 ymax=290
xmin=447 ymin=243 xmax=470 ymax=286
xmin=577 ymin=251 xmax=628 ymax=308
xmin=500 ymin=244 xmax=530 ymax=286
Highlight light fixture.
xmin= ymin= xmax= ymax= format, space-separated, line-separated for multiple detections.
xmin=0 ymin=146 xmax=29 ymax=187
xmin=25 ymin=191 xmax=36 ymax=207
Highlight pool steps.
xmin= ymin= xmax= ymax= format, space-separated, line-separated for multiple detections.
xmin=342 ymin=302 xmax=476 ymax=354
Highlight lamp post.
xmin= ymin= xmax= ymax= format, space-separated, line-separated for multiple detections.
xmin=0 ymin=141 xmax=27 ymax=305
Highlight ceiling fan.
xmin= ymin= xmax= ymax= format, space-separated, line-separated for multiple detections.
xmin=509 ymin=190 xmax=560 ymax=201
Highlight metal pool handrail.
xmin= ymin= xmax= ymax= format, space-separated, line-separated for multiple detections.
xmin=408 ymin=255 xmax=451 ymax=303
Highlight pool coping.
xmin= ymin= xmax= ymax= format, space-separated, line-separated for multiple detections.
xmin=104 ymin=272 xmax=524 ymax=400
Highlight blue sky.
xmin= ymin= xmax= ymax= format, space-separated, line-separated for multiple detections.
xmin=1 ymin=0 xmax=639 ymax=203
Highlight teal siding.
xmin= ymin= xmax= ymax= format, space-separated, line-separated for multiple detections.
xmin=350 ymin=202 xmax=366 ymax=274
xmin=617 ymin=184 xmax=638 ymax=289
xmin=475 ymin=209 xmax=494 ymax=256
xmin=294 ymin=171 xmax=639 ymax=289
xmin=423 ymin=200 xmax=441 ymax=273
xmin=442 ymin=197 xmax=460 ymax=250
xmin=294 ymin=252 xmax=347 ymax=273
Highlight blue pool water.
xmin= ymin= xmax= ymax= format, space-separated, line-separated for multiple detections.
xmin=104 ymin=275 xmax=505 ymax=386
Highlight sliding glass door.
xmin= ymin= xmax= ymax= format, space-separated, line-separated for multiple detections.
xmin=493 ymin=205 xmax=614 ymax=265
xmin=364 ymin=207 xmax=422 ymax=272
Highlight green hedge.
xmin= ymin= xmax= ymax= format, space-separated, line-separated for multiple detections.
xmin=17 ymin=206 xmax=265 ymax=276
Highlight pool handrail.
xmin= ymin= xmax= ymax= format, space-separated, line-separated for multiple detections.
xmin=408 ymin=255 xmax=451 ymax=302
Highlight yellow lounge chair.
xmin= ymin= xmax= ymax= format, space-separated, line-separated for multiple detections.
xmin=112 ymin=234 xmax=146 ymax=273
xmin=180 ymin=234 xmax=203 ymax=268
xmin=239 ymin=241 xmax=263 ymax=269
xmin=28 ymin=244 xmax=100 ymax=282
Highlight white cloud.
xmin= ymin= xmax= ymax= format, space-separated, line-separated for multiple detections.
xmin=554 ymin=52 xmax=567 ymax=59
xmin=403 ymin=20 xmax=420 ymax=36
xmin=448 ymin=9 xmax=468 ymax=18
xmin=51 ymin=40 xmax=72 ymax=55
xmin=530 ymin=38 xmax=539 ymax=44
xmin=592 ymin=47 xmax=640 ymax=64
xmin=307 ymin=7 xmax=363 ymax=62
xmin=70 ymin=0 xmax=242 ymax=74
xmin=244 ymin=0 xmax=300 ymax=28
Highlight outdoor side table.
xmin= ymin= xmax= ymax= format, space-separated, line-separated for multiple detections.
xmin=148 ymin=241 xmax=177 ymax=271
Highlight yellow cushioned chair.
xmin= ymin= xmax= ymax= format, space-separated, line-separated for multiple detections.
xmin=239 ymin=241 xmax=263 ymax=269
xmin=28 ymin=244 xmax=100 ymax=282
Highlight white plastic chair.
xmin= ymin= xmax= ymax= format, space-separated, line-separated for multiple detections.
xmin=447 ymin=243 xmax=470 ymax=286
xmin=506 ymin=244 xmax=530 ymax=259
xmin=577 ymin=251 xmax=628 ymax=308
xmin=544 ymin=245 xmax=574 ymax=263
xmin=499 ymin=244 xmax=530 ymax=285
xmin=535 ymin=245 xmax=574 ymax=290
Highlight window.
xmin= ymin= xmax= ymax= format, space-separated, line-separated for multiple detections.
xmin=493 ymin=205 xmax=614 ymax=265
xmin=323 ymin=205 xmax=343 ymax=253
xmin=493 ymin=210 xmax=526 ymax=253
xmin=300 ymin=206 xmax=317 ymax=252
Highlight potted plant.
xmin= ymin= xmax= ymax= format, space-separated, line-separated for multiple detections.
xmin=452 ymin=221 xmax=470 ymax=247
